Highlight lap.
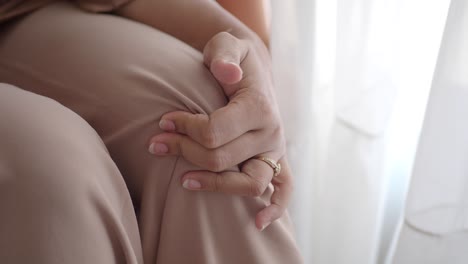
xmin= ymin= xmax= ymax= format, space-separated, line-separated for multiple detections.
xmin=0 ymin=3 xmax=302 ymax=263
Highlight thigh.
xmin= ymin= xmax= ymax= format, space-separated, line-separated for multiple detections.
xmin=0 ymin=83 xmax=142 ymax=263
xmin=0 ymin=1 xmax=227 ymax=201
xmin=0 ymin=3 xmax=302 ymax=263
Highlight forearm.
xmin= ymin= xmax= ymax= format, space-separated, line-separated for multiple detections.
xmin=115 ymin=0 xmax=265 ymax=52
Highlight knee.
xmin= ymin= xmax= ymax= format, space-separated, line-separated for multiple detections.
xmin=0 ymin=84 xmax=108 ymax=202
xmin=151 ymin=45 xmax=228 ymax=115
xmin=99 ymin=30 xmax=228 ymax=124
xmin=137 ymin=31 xmax=228 ymax=115
xmin=85 ymin=33 xmax=229 ymax=151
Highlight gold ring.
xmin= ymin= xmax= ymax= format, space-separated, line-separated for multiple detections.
xmin=254 ymin=156 xmax=281 ymax=177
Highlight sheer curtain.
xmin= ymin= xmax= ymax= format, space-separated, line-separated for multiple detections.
xmin=270 ymin=0 xmax=449 ymax=263
xmin=391 ymin=0 xmax=468 ymax=263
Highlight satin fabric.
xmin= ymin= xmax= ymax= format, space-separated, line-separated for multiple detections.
xmin=0 ymin=2 xmax=302 ymax=263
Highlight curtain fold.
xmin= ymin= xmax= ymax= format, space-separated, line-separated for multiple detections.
xmin=270 ymin=2 xmax=316 ymax=262
xmin=271 ymin=0 xmax=450 ymax=263
xmin=391 ymin=0 xmax=468 ymax=262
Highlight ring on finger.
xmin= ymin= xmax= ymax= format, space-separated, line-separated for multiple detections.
xmin=253 ymin=156 xmax=281 ymax=177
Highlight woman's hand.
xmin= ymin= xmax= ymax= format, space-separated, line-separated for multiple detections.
xmin=118 ymin=0 xmax=292 ymax=231
xmin=148 ymin=32 xmax=293 ymax=231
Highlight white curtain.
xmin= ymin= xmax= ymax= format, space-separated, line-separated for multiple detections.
xmin=390 ymin=0 xmax=468 ymax=263
xmin=270 ymin=0 xmax=450 ymax=263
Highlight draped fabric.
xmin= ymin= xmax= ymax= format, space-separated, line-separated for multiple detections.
xmin=270 ymin=0 xmax=451 ymax=263
xmin=0 ymin=0 xmax=132 ymax=23
xmin=391 ymin=0 xmax=468 ymax=263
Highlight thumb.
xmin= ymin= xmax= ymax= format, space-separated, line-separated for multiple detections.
xmin=203 ymin=32 xmax=247 ymax=88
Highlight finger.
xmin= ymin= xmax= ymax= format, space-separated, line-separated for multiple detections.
xmin=210 ymin=58 xmax=243 ymax=86
xmin=159 ymin=99 xmax=269 ymax=148
xmin=255 ymin=157 xmax=293 ymax=231
xmin=148 ymin=130 xmax=277 ymax=172
xmin=179 ymin=153 xmax=279 ymax=196
xmin=203 ymin=32 xmax=247 ymax=86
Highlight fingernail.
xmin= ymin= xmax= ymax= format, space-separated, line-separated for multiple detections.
xmin=226 ymin=61 xmax=239 ymax=67
xmin=148 ymin=142 xmax=168 ymax=154
xmin=183 ymin=179 xmax=202 ymax=190
xmin=260 ymin=222 xmax=271 ymax=231
xmin=159 ymin=119 xmax=175 ymax=131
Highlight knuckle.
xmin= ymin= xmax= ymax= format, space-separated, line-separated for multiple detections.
xmin=257 ymin=96 xmax=278 ymax=123
xmin=206 ymin=150 xmax=229 ymax=172
xmin=278 ymin=136 xmax=287 ymax=154
xmin=200 ymin=119 xmax=223 ymax=149
xmin=201 ymin=131 xmax=218 ymax=149
xmin=265 ymin=127 xmax=286 ymax=153
xmin=271 ymin=112 xmax=282 ymax=127
xmin=201 ymin=125 xmax=220 ymax=149
xmin=272 ymin=126 xmax=285 ymax=141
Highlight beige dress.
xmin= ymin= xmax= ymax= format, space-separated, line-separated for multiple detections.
xmin=0 ymin=1 xmax=302 ymax=263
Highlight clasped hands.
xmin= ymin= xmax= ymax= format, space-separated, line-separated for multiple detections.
xmin=148 ymin=32 xmax=292 ymax=231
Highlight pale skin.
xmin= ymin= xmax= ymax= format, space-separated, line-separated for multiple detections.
xmin=116 ymin=0 xmax=293 ymax=231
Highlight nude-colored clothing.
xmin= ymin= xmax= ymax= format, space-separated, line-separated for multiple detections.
xmin=0 ymin=0 xmax=131 ymax=23
xmin=0 ymin=2 xmax=303 ymax=263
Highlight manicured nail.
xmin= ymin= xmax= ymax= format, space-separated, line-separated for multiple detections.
xmin=183 ymin=179 xmax=202 ymax=190
xmin=148 ymin=142 xmax=168 ymax=154
xmin=260 ymin=222 xmax=271 ymax=231
xmin=159 ymin=119 xmax=175 ymax=131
